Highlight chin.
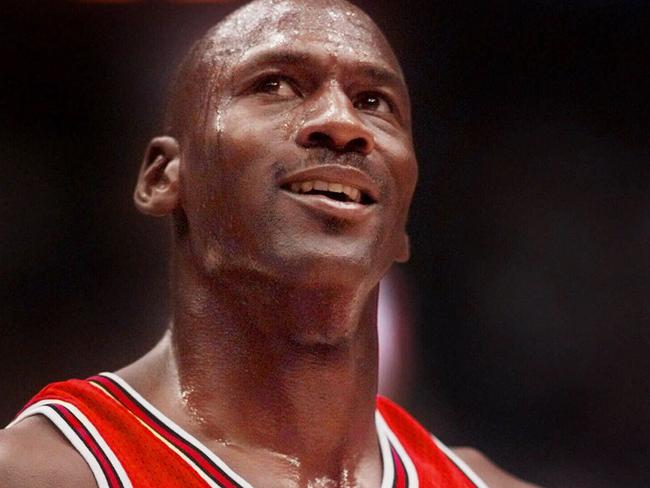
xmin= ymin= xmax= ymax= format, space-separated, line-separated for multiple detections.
xmin=266 ymin=230 xmax=382 ymax=279
xmin=195 ymin=229 xmax=390 ymax=291
xmin=273 ymin=250 xmax=378 ymax=289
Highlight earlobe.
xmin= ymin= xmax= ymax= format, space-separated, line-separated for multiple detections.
xmin=134 ymin=136 xmax=181 ymax=217
xmin=395 ymin=233 xmax=410 ymax=263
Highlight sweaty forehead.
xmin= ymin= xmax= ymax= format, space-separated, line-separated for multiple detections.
xmin=202 ymin=0 xmax=401 ymax=75
xmin=164 ymin=0 xmax=406 ymax=138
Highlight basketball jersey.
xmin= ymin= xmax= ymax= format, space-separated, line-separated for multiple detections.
xmin=8 ymin=373 xmax=488 ymax=488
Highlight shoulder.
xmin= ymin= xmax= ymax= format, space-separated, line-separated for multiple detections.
xmin=0 ymin=415 xmax=96 ymax=488
xmin=452 ymin=447 xmax=542 ymax=488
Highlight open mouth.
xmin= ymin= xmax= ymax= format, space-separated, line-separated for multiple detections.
xmin=281 ymin=180 xmax=374 ymax=205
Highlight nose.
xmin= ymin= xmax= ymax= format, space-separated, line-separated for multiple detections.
xmin=296 ymin=85 xmax=375 ymax=155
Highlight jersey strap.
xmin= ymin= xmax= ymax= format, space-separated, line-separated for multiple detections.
xmin=88 ymin=373 xmax=254 ymax=488
xmin=8 ymin=397 xmax=131 ymax=488
xmin=9 ymin=377 xmax=211 ymax=487
xmin=376 ymin=396 xmax=488 ymax=488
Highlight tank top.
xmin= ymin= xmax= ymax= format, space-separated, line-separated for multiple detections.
xmin=8 ymin=373 xmax=488 ymax=488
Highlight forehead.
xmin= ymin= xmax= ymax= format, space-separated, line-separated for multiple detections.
xmin=204 ymin=0 xmax=402 ymax=76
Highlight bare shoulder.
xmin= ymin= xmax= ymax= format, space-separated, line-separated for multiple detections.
xmin=0 ymin=415 xmax=96 ymax=488
xmin=452 ymin=447 xmax=542 ymax=488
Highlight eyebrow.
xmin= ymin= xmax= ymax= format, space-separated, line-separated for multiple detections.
xmin=233 ymin=48 xmax=407 ymax=93
xmin=232 ymin=50 xmax=316 ymax=81
xmin=356 ymin=65 xmax=406 ymax=92
xmin=247 ymin=50 xmax=312 ymax=67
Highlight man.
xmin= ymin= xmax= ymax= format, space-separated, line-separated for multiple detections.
xmin=0 ymin=0 xmax=538 ymax=486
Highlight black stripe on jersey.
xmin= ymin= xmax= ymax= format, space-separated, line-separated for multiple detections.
xmin=91 ymin=374 xmax=242 ymax=488
xmin=389 ymin=441 xmax=409 ymax=488
xmin=49 ymin=404 xmax=124 ymax=488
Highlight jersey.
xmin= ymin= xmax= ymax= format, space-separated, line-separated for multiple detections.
xmin=8 ymin=373 xmax=488 ymax=488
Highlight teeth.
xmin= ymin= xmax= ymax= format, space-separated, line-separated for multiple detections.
xmin=287 ymin=180 xmax=363 ymax=203
xmin=328 ymin=183 xmax=343 ymax=193
xmin=314 ymin=180 xmax=328 ymax=191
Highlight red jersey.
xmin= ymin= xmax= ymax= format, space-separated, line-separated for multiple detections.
xmin=8 ymin=373 xmax=488 ymax=488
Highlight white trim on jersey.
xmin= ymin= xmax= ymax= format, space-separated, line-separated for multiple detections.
xmin=376 ymin=410 xmax=420 ymax=488
xmin=376 ymin=410 xmax=396 ymax=488
xmin=8 ymin=399 xmax=132 ymax=488
xmin=431 ymin=435 xmax=491 ymax=488
xmin=100 ymin=372 xmax=256 ymax=488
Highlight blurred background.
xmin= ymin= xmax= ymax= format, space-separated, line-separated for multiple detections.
xmin=0 ymin=0 xmax=648 ymax=486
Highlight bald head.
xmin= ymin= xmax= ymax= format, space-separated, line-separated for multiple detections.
xmin=164 ymin=0 xmax=404 ymax=140
xmin=137 ymin=0 xmax=417 ymax=289
xmin=207 ymin=0 xmax=398 ymax=64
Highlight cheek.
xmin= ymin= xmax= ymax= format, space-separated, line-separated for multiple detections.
xmin=376 ymin=135 xmax=418 ymax=212
xmin=218 ymin=100 xmax=298 ymax=162
xmin=184 ymin=108 xmax=290 ymax=242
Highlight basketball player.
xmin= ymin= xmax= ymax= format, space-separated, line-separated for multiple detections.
xmin=0 ymin=1 xmax=539 ymax=486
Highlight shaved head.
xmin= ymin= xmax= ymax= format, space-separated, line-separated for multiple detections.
xmin=164 ymin=0 xmax=403 ymax=141
xmin=139 ymin=0 xmax=417 ymax=289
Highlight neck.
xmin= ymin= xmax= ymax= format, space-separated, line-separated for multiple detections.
xmin=166 ymin=248 xmax=381 ymax=481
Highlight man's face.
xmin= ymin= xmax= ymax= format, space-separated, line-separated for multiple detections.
xmin=179 ymin=2 xmax=418 ymax=289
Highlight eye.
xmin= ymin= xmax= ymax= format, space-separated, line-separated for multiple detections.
xmin=254 ymin=75 xmax=299 ymax=97
xmin=353 ymin=92 xmax=392 ymax=114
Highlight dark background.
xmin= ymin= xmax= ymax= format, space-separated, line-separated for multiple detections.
xmin=1 ymin=1 xmax=648 ymax=486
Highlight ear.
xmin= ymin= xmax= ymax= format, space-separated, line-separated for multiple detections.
xmin=134 ymin=136 xmax=181 ymax=216
xmin=395 ymin=233 xmax=410 ymax=263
